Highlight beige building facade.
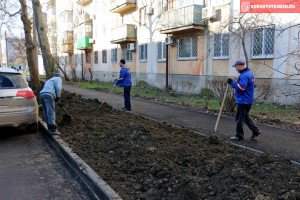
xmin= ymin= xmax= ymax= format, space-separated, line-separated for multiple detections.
xmin=46 ymin=0 xmax=300 ymax=104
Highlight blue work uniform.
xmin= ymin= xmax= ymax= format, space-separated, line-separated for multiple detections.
xmin=116 ymin=67 xmax=132 ymax=110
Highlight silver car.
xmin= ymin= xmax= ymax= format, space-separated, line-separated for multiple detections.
xmin=0 ymin=68 xmax=38 ymax=132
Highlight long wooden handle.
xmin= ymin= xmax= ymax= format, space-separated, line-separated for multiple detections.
xmin=100 ymin=86 xmax=115 ymax=107
xmin=214 ymin=84 xmax=229 ymax=134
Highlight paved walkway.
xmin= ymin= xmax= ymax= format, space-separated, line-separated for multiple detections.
xmin=64 ymin=85 xmax=300 ymax=162
xmin=0 ymin=127 xmax=95 ymax=200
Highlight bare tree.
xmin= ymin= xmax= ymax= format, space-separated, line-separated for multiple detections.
xmin=18 ymin=0 xmax=40 ymax=95
xmin=32 ymin=0 xmax=54 ymax=79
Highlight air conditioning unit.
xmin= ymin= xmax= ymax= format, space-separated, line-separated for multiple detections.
xmin=146 ymin=7 xmax=154 ymax=15
xmin=165 ymin=36 xmax=175 ymax=45
xmin=89 ymin=38 xmax=95 ymax=44
xmin=202 ymin=6 xmax=217 ymax=20
xmin=127 ymin=43 xmax=136 ymax=51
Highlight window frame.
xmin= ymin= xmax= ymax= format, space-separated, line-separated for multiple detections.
xmin=157 ymin=41 xmax=166 ymax=62
xmin=177 ymin=36 xmax=198 ymax=61
xmin=86 ymin=51 xmax=91 ymax=64
xmin=213 ymin=33 xmax=230 ymax=60
xmin=111 ymin=48 xmax=118 ymax=63
xmin=102 ymin=50 xmax=107 ymax=63
xmin=251 ymin=27 xmax=275 ymax=59
xmin=122 ymin=46 xmax=133 ymax=62
xmin=94 ymin=51 xmax=99 ymax=64
xmin=139 ymin=43 xmax=148 ymax=62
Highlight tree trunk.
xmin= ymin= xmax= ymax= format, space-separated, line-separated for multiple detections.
xmin=19 ymin=0 xmax=41 ymax=95
xmin=32 ymin=0 xmax=54 ymax=79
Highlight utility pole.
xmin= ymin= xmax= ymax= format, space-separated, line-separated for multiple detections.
xmin=5 ymin=31 xmax=9 ymax=67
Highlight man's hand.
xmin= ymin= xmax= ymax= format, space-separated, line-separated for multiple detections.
xmin=227 ymin=78 xmax=233 ymax=84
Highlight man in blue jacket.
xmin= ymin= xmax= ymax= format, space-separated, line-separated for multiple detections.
xmin=115 ymin=59 xmax=132 ymax=111
xmin=40 ymin=73 xmax=62 ymax=135
xmin=227 ymin=60 xmax=261 ymax=141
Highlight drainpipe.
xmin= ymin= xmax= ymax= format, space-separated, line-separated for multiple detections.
xmin=166 ymin=44 xmax=169 ymax=89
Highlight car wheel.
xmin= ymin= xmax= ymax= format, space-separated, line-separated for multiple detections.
xmin=26 ymin=123 xmax=38 ymax=133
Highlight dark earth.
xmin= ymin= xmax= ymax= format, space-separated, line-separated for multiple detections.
xmin=55 ymin=91 xmax=300 ymax=200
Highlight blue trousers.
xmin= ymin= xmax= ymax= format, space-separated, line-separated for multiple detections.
xmin=124 ymin=86 xmax=131 ymax=110
xmin=41 ymin=94 xmax=57 ymax=131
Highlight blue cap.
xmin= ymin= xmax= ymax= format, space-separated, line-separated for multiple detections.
xmin=232 ymin=60 xmax=245 ymax=67
xmin=54 ymin=73 xmax=62 ymax=77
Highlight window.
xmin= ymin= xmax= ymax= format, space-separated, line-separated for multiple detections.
xmin=86 ymin=51 xmax=91 ymax=64
xmin=252 ymin=28 xmax=275 ymax=58
xmin=102 ymin=50 xmax=107 ymax=63
xmin=94 ymin=51 xmax=98 ymax=64
xmin=139 ymin=44 xmax=148 ymax=61
xmin=178 ymin=36 xmax=198 ymax=60
xmin=122 ymin=46 xmax=133 ymax=62
xmin=213 ymin=33 xmax=229 ymax=58
xmin=139 ymin=7 xmax=146 ymax=26
xmin=157 ymin=42 xmax=166 ymax=62
xmin=111 ymin=48 xmax=117 ymax=63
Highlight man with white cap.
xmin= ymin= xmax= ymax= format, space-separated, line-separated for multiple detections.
xmin=40 ymin=73 xmax=62 ymax=135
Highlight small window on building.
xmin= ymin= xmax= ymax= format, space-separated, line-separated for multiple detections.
xmin=102 ymin=50 xmax=107 ymax=63
xmin=94 ymin=51 xmax=98 ymax=64
xmin=157 ymin=42 xmax=166 ymax=62
xmin=252 ymin=28 xmax=275 ymax=58
xmin=111 ymin=48 xmax=117 ymax=63
xmin=178 ymin=36 xmax=198 ymax=60
xmin=122 ymin=46 xmax=133 ymax=62
xmin=213 ymin=33 xmax=229 ymax=58
xmin=86 ymin=51 xmax=91 ymax=64
xmin=139 ymin=44 xmax=148 ymax=61
xmin=139 ymin=7 xmax=146 ymax=26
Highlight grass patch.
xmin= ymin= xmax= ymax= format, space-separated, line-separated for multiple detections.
xmin=64 ymin=80 xmax=299 ymax=126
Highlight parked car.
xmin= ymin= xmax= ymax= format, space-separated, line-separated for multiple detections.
xmin=0 ymin=67 xmax=38 ymax=132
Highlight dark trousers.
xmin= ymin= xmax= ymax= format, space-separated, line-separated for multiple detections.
xmin=124 ymin=86 xmax=131 ymax=110
xmin=235 ymin=104 xmax=260 ymax=139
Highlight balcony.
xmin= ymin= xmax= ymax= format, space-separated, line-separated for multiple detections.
xmin=77 ymin=35 xmax=93 ymax=50
xmin=110 ymin=0 xmax=136 ymax=14
xmin=161 ymin=4 xmax=205 ymax=34
xmin=61 ymin=31 xmax=73 ymax=53
xmin=77 ymin=0 xmax=92 ymax=6
xmin=111 ymin=24 xmax=136 ymax=44
xmin=77 ymin=13 xmax=91 ymax=25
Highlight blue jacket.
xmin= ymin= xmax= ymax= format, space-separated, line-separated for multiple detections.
xmin=116 ymin=67 xmax=132 ymax=87
xmin=40 ymin=77 xmax=62 ymax=99
xmin=230 ymin=68 xmax=255 ymax=104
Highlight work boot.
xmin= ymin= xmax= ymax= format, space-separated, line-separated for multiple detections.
xmin=251 ymin=131 xmax=261 ymax=140
xmin=230 ymin=136 xmax=243 ymax=141
xmin=48 ymin=129 xmax=61 ymax=135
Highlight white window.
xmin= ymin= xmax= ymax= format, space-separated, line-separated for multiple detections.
xmin=157 ymin=42 xmax=166 ymax=62
xmin=139 ymin=44 xmax=148 ymax=61
xmin=213 ymin=33 xmax=229 ymax=59
xmin=178 ymin=36 xmax=198 ymax=60
xmin=111 ymin=48 xmax=117 ymax=63
xmin=122 ymin=46 xmax=133 ymax=62
xmin=252 ymin=28 xmax=275 ymax=58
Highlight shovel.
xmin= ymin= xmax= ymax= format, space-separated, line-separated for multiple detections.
xmin=58 ymin=102 xmax=72 ymax=123
xmin=209 ymin=84 xmax=229 ymax=144
xmin=100 ymin=85 xmax=116 ymax=108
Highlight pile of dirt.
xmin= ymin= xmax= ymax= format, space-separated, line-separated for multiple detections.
xmin=56 ymin=91 xmax=300 ymax=200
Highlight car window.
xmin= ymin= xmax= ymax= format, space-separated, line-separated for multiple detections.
xmin=0 ymin=73 xmax=28 ymax=89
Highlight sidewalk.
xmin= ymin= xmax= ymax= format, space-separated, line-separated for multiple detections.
xmin=64 ymin=84 xmax=300 ymax=162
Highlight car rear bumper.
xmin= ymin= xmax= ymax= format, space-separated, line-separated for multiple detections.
xmin=0 ymin=108 xmax=38 ymax=128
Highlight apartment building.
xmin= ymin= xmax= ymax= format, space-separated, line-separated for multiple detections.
xmin=49 ymin=0 xmax=300 ymax=104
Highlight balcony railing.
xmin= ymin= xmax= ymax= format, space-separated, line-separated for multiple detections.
xmin=110 ymin=0 xmax=136 ymax=14
xmin=77 ymin=36 xmax=93 ymax=50
xmin=77 ymin=13 xmax=91 ymax=25
xmin=161 ymin=4 xmax=205 ymax=34
xmin=111 ymin=24 xmax=136 ymax=44
xmin=77 ymin=0 xmax=92 ymax=6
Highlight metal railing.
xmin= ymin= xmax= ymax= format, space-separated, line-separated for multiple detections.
xmin=111 ymin=24 xmax=136 ymax=42
xmin=161 ymin=4 xmax=204 ymax=30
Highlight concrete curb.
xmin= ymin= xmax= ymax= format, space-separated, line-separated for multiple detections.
xmin=38 ymin=118 xmax=123 ymax=200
